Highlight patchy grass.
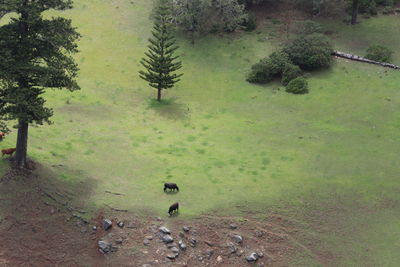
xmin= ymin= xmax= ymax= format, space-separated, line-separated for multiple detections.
xmin=1 ymin=1 xmax=400 ymax=266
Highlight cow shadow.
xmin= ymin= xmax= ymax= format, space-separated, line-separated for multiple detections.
xmin=164 ymin=190 xmax=179 ymax=195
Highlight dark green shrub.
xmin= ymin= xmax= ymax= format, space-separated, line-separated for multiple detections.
xmin=246 ymin=59 xmax=274 ymax=83
xmin=281 ymin=64 xmax=302 ymax=86
xmin=283 ymin=33 xmax=333 ymax=70
xmin=365 ymin=45 xmax=393 ymax=62
xmin=247 ymin=51 xmax=292 ymax=84
xmin=382 ymin=6 xmax=395 ymax=14
xmin=242 ymin=13 xmax=257 ymax=32
xmin=286 ymin=77 xmax=309 ymax=94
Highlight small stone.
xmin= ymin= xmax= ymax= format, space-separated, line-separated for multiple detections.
xmin=115 ymin=238 xmax=123 ymax=245
xmin=231 ymin=234 xmax=243 ymax=244
xmin=167 ymin=254 xmax=178 ymax=260
xmin=127 ymin=222 xmax=136 ymax=229
xmin=189 ymin=238 xmax=197 ymax=247
xmin=159 ymin=226 xmax=171 ymax=234
xmin=257 ymin=252 xmax=264 ymax=258
xmin=170 ymin=246 xmax=179 ymax=254
xmin=246 ymin=252 xmax=259 ymax=262
xmin=92 ymin=226 xmax=97 ymax=231
xmin=178 ymin=240 xmax=187 ymax=250
xmin=183 ymin=226 xmax=190 ymax=232
xmin=162 ymin=235 xmax=174 ymax=244
xmin=237 ymin=250 xmax=244 ymax=257
xmin=226 ymin=242 xmax=237 ymax=254
xmin=157 ymin=217 xmax=162 ymax=221
xmin=198 ymin=256 xmax=203 ymax=261
xmin=117 ymin=221 xmax=124 ymax=228
xmin=255 ymin=231 xmax=264 ymax=238
xmin=98 ymin=240 xmax=111 ymax=254
xmin=217 ymin=255 xmax=223 ymax=263
xmin=145 ymin=235 xmax=153 ymax=240
xmin=50 ymin=208 xmax=55 ymax=214
xmin=103 ymin=219 xmax=112 ymax=231
xmin=229 ymin=223 xmax=237 ymax=229
xmin=143 ymin=239 xmax=150 ymax=246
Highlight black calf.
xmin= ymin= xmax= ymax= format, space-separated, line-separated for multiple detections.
xmin=168 ymin=202 xmax=179 ymax=215
xmin=164 ymin=183 xmax=179 ymax=192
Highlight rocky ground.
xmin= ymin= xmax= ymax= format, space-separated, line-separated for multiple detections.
xmin=0 ymin=164 xmax=316 ymax=266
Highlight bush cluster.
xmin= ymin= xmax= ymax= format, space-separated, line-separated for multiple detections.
xmin=286 ymin=77 xmax=309 ymax=94
xmin=242 ymin=13 xmax=257 ymax=31
xmin=247 ymin=21 xmax=333 ymax=94
xmin=365 ymin=45 xmax=393 ymax=62
xmin=283 ymin=33 xmax=333 ymax=70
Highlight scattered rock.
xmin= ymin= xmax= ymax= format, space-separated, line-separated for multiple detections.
xmin=226 ymin=242 xmax=237 ymax=254
xmin=254 ymin=231 xmax=264 ymax=238
xmin=183 ymin=226 xmax=190 ymax=232
xmin=178 ymin=240 xmax=187 ymax=250
xmin=50 ymin=208 xmax=55 ymax=214
xmin=189 ymin=238 xmax=198 ymax=247
xmin=217 ymin=255 xmax=223 ymax=263
xmin=237 ymin=250 xmax=244 ymax=257
xmin=229 ymin=223 xmax=237 ymax=230
xmin=98 ymin=240 xmax=111 ymax=254
xmin=170 ymin=246 xmax=179 ymax=254
xmin=145 ymin=235 xmax=153 ymax=240
xmin=162 ymin=235 xmax=174 ymax=244
xmin=232 ymin=234 xmax=243 ymax=244
xmin=117 ymin=221 xmax=124 ymax=228
xmin=92 ymin=226 xmax=97 ymax=231
xmin=245 ymin=252 xmax=259 ymax=262
xmin=115 ymin=238 xmax=123 ymax=245
xmin=103 ymin=219 xmax=112 ymax=231
xmin=159 ymin=226 xmax=171 ymax=234
xmin=127 ymin=222 xmax=136 ymax=229
xmin=143 ymin=239 xmax=150 ymax=246
xmin=167 ymin=253 xmax=178 ymax=260
xmin=198 ymin=256 xmax=203 ymax=261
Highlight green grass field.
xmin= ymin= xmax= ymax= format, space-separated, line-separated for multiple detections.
xmin=1 ymin=1 xmax=400 ymax=266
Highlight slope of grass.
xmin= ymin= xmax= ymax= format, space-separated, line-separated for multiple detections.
xmin=1 ymin=1 xmax=400 ymax=266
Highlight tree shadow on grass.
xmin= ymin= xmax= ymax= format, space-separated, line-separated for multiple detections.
xmin=146 ymin=97 xmax=189 ymax=120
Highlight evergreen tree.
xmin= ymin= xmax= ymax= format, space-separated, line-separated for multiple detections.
xmin=0 ymin=0 xmax=80 ymax=168
xmin=139 ymin=1 xmax=182 ymax=101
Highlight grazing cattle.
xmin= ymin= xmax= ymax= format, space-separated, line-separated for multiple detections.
xmin=164 ymin=183 xmax=179 ymax=192
xmin=168 ymin=202 xmax=179 ymax=215
xmin=2 ymin=148 xmax=16 ymax=157
xmin=0 ymin=132 xmax=5 ymax=140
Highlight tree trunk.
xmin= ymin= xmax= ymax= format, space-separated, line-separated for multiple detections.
xmin=332 ymin=50 xmax=400 ymax=69
xmin=16 ymin=121 xmax=29 ymax=168
xmin=351 ymin=0 xmax=359 ymax=25
xmin=157 ymin=88 xmax=162 ymax=101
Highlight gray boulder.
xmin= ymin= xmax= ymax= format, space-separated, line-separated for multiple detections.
xmin=98 ymin=240 xmax=111 ymax=254
xmin=159 ymin=226 xmax=171 ymax=234
xmin=232 ymin=234 xmax=243 ymax=244
xmin=245 ymin=252 xmax=259 ymax=262
xmin=103 ymin=219 xmax=112 ymax=230
xmin=162 ymin=235 xmax=174 ymax=244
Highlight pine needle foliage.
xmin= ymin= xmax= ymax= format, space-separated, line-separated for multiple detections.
xmin=139 ymin=0 xmax=183 ymax=102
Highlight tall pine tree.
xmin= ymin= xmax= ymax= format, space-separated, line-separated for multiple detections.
xmin=139 ymin=1 xmax=182 ymax=102
xmin=0 ymin=0 xmax=80 ymax=168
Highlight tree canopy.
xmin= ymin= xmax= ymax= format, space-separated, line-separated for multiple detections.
xmin=0 ymin=0 xmax=80 ymax=167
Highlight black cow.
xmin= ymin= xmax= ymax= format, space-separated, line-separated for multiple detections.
xmin=164 ymin=183 xmax=179 ymax=192
xmin=168 ymin=202 xmax=179 ymax=215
